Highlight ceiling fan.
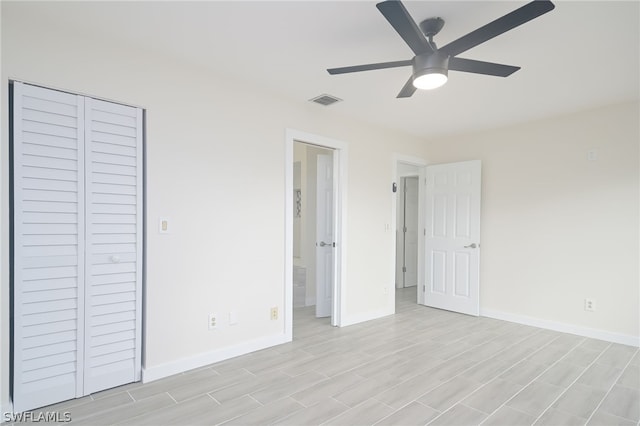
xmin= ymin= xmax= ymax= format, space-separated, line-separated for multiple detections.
xmin=327 ymin=0 xmax=555 ymax=98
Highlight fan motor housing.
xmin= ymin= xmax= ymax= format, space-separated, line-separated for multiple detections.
xmin=414 ymin=51 xmax=450 ymax=76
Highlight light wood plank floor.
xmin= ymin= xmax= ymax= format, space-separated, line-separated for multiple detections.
xmin=11 ymin=288 xmax=639 ymax=425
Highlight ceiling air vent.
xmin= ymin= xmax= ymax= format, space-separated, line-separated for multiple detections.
xmin=309 ymin=94 xmax=342 ymax=106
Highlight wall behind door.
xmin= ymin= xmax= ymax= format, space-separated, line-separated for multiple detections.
xmin=424 ymin=101 xmax=639 ymax=342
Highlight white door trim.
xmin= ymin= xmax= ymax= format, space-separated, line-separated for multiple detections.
xmin=391 ymin=154 xmax=427 ymax=311
xmin=285 ymin=129 xmax=348 ymax=338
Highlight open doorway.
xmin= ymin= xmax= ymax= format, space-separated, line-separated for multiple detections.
xmin=392 ymin=155 xmax=427 ymax=312
xmin=392 ymin=157 xmax=482 ymax=316
xmin=395 ymin=175 xmax=419 ymax=289
xmin=285 ymin=129 xmax=348 ymax=341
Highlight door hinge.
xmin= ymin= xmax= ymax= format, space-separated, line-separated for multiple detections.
xmin=403 ymin=226 xmax=407 ymax=233
xmin=402 ymin=266 xmax=407 ymax=273
xmin=423 ymin=285 xmax=426 ymax=292
xmin=423 ymin=229 xmax=426 ymax=236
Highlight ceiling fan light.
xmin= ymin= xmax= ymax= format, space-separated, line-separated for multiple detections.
xmin=413 ymin=51 xmax=450 ymax=90
xmin=413 ymin=71 xmax=448 ymax=90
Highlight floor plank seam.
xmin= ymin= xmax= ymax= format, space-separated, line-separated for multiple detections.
xmin=207 ymin=393 xmax=221 ymax=404
xmin=165 ymin=391 xmax=178 ymax=404
xmin=246 ymin=394 xmax=264 ymax=406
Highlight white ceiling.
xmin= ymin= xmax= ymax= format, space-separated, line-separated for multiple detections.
xmin=11 ymin=1 xmax=640 ymax=139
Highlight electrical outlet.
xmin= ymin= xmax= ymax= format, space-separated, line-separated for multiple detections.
xmin=208 ymin=313 xmax=217 ymax=330
xmin=270 ymin=307 xmax=278 ymax=320
xmin=584 ymin=298 xmax=596 ymax=312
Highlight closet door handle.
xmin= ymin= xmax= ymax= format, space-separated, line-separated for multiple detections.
xmin=110 ymin=255 xmax=121 ymax=263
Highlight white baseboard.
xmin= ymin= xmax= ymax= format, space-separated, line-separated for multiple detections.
xmin=142 ymin=333 xmax=290 ymax=383
xmin=340 ymin=307 xmax=394 ymax=327
xmin=481 ymin=308 xmax=639 ymax=347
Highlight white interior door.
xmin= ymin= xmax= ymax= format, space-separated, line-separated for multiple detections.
xmin=315 ymin=154 xmax=333 ymax=318
xmin=421 ymin=160 xmax=481 ymax=316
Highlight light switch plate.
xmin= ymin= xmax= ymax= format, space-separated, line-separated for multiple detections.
xmin=159 ymin=217 xmax=170 ymax=234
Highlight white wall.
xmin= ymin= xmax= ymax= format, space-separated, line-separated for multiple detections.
xmin=1 ymin=2 xmax=426 ymax=406
xmin=424 ymin=102 xmax=639 ymax=343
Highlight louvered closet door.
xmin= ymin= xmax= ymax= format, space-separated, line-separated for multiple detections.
xmin=13 ymin=83 xmax=143 ymax=411
xmin=84 ymin=98 xmax=142 ymax=394
xmin=12 ymin=82 xmax=86 ymax=412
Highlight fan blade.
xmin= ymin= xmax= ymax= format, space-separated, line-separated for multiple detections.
xmin=449 ymin=57 xmax=520 ymax=77
xmin=327 ymin=60 xmax=412 ymax=75
xmin=397 ymin=76 xmax=416 ymax=98
xmin=439 ymin=0 xmax=555 ymax=57
xmin=376 ymin=1 xmax=433 ymax=55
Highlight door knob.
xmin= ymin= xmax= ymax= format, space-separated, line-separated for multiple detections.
xmin=464 ymin=243 xmax=478 ymax=249
xmin=319 ymin=241 xmax=333 ymax=247
xmin=110 ymin=255 xmax=121 ymax=263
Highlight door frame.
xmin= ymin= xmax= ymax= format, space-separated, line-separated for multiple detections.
xmin=391 ymin=154 xmax=427 ymax=311
xmin=285 ymin=129 xmax=348 ymax=338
